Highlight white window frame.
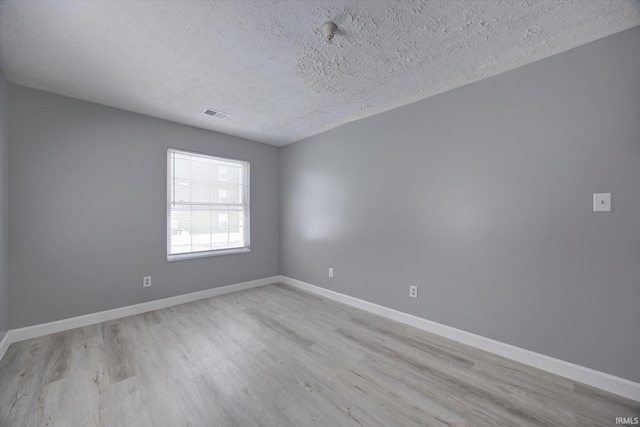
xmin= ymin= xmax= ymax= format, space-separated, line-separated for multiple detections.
xmin=167 ymin=148 xmax=250 ymax=261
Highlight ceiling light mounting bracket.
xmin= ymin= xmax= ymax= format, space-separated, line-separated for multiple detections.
xmin=322 ymin=22 xmax=337 ymax=43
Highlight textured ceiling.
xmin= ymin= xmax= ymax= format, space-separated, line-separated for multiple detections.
xmin=1 ymin=1 xmax=639 ymax=146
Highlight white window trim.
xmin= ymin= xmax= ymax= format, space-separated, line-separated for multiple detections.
xmin=167 ymin=247 xmax=250 ymax=262
xmin=166 ymin=148 xmax=250 ymax=261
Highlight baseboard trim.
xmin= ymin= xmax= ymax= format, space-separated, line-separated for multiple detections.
xmin=279 ymin=275 xmax=640 ymax=402
xmin=9 ymin=276 xmax=279 ymax=343
xmin=0 ymin=331 xmax=10 ymax=362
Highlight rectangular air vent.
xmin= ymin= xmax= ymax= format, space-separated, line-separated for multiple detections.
xmin=203 ymin=108 xmax=231 ymax=119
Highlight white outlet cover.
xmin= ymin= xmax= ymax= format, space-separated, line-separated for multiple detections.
xmin=409 ymin=285 xmax=418 ymax=298
xmin=593 ymin=193 xmax=611 ymax=212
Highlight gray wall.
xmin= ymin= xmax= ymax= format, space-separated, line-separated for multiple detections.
xmin=280 ymin=26 xmax=640 ymax=382
xmin=9 ymin=86 xmax=279 ymax=328
xmin=0 ymin=70 xmax=8 ymax=341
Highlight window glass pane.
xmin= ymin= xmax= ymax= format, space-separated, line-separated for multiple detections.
xmin=227 ymin=183 xmax=242 ymax=204
xmin=191 ymin=205 xmax=212 ymax=252
xmin=174 ymin=155 xmax=191 ymax=179
xmin=174 ymin=180 xmax=190 ymax=203
xmin=190 ymin=158 xmax=210 ymax=203
xmin=212 ymin=208 xmax=229 ymax=249
xmin=169 ymin=207 xmax=193 ymax=254
xmin=218 ymin=166 xmax=228 ymax=181
xmin=228 ymin=163 xmax=243 ymax=185
xmin=218 ymin=213 xmax=228 ymax=229
xmin=228 ymin=206 xmax=244 ymax=248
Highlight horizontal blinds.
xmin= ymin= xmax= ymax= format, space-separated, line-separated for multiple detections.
xmin=168 ymin=149 xmax=248 ymax=255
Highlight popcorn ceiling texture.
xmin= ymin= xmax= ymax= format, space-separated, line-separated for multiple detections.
xmin=1 ymin=0 xmax=639 ymax=146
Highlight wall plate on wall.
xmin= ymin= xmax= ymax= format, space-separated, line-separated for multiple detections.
xmin=593 ymin=193 xmax=611 ymax=212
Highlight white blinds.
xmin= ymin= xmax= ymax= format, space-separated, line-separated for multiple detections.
xmin=167 ymin=149 xmax=249 ymax=257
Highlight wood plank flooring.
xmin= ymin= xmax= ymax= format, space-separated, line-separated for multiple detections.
xmin=0 ymin=283 xmax=638 ymax=426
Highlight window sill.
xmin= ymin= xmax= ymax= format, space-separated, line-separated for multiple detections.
xmin=167 ymin=247 xmax=250 ymax=262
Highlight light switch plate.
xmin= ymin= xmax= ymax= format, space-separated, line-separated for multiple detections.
xmin=593 ymin=193 xmax=611 ymax=212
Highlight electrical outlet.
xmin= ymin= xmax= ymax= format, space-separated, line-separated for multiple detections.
xmin=328 ymin=267 xmax=334 ymax=278
xmin=143 ymin=276 xmax=152 ymax=288
xmin=593 ymin=193 xmax=611 ymax=212
xmin=409 ymin=285 xmax=418 ymax=299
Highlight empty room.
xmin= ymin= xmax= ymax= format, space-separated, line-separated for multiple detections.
xmin=0 ymin=1 xmax=639 ymax=426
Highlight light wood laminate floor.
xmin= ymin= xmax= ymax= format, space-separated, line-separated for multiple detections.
xmin=0 ymin=283 xmax=638 ymax=426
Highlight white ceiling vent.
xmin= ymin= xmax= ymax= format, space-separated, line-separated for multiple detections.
xmin=203 ymin=108 xmax=231 ymax=119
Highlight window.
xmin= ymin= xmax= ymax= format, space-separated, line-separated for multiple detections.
xmin=167 ymin=149 xmax=249 ymax=260
xmin=218 ymin=166 xmax=228 ymax=181
xmin=218 ymin=213 xmax=228 ymax=229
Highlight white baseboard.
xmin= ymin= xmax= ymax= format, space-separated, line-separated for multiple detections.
xmin=279 ymin=275 xmax=640 ymax=402
xmin=3 ymin=274 xmax=638 ymax=402
xmin=0 ymin=331 xmax=10 ymax=362
xmin=8 ymin=276 xmax=279 ymax=343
